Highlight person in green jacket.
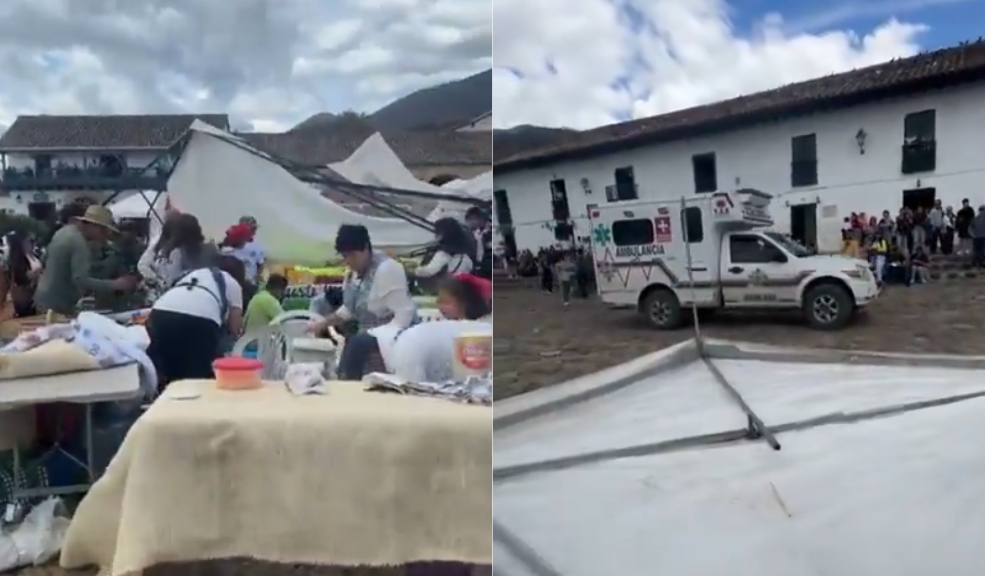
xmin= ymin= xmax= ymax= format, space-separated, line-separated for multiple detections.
xmin=243 ymin=273 xmax=288 ymax=333
xmin=35 ymin=205 xmax=138 ymax=316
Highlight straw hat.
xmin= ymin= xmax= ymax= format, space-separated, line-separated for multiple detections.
xmin=75 ymin=205 xmax=119 ymax=233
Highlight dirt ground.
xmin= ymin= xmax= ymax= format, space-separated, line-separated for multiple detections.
xmin=493 ymin=278 xmax=985 ymax=399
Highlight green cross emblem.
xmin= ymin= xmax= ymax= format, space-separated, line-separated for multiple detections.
xmin=593 ymin=224 xmax=611 ymax=246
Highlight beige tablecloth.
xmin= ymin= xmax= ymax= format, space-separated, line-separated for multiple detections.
xmin=60 ymin=380 xmax=492 ymax=576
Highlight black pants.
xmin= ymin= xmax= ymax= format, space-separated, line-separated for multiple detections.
xmin=337 ymin=332 xmax=385 ymax=381
xmin=12 ymin=300 xmax=36 ymax=318
xmin=974 ymin=237 xmax=985 ymax=267
xmin=147 ymin=310 xmax=223 ymax=390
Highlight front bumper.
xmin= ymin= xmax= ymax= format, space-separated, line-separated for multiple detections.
xmin=852 ymin=279 xmax=881 ymax=306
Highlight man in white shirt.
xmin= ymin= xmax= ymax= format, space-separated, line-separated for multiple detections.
xmin=239 ymin=215 xmax=266 ymax=283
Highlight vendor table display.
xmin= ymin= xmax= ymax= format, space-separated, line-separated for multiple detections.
xmin=61 ymin=380 xmax=491 ymax=576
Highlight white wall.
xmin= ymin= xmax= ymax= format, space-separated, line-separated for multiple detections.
xmin=1 ymin=151 xmax=165 ymax=215
xmin=495 ymin=82 xmax=985 ymax=253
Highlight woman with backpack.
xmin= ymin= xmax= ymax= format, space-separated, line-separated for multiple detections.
xmin=146 ymin=215 xmax=248 ymax=389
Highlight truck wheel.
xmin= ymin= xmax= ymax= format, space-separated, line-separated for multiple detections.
xmin=803 ymin=282 xmax=853 ymax=330
xmin=642 ymin=288 xmax=682 ymax=330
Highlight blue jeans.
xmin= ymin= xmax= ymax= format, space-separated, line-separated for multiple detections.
xmin=337 ymin=332 xmax=380 ymax=381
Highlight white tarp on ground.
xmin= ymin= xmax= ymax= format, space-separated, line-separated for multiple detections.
xmin=167 ymin=121 xmax=434 ymax=264
xmin=494 ymin=342 xmax=985 ymax=576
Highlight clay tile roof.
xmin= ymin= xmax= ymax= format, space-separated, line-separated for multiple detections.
xmin=495 ymin=39 xmax=985 ymax=172
xmin=240 ymin=129 xmax=490 ymax=167
xmin=0 ymin=114 xmax=230 ymax=151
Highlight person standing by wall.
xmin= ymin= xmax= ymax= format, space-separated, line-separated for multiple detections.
xmin=956 ymin=199 xmax=975 ymax=255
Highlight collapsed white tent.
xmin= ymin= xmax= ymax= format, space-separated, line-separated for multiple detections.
xmin=441 ymin=171 xmax=491 ymax=201
xmin=430 ymin=171 xmax=493 ymax=220
xmin=108 ymin=192 xmax=165 ymax=220
xmin=495 ymin=340 xmax=985 ymax=576
xmin=327 ymin=134 xmax=463 ymax=198
xmin=328 ymin=134 xmax=486 ymax=221
xmin=166 ymin=121 xmax=435 ymax=264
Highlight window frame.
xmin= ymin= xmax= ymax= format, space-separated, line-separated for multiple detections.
xmin=612 ymin=218 xmax=655 ymax=246
xmin=691 ymin=152 xmax=718 ymax=193
xmin=728 ymin=234 xmax=786 ymax=264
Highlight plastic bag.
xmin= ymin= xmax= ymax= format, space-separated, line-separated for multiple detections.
xmin=0 ymin=497 xmax=70 ymax=571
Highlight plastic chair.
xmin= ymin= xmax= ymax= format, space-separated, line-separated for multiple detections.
xmin=417 ymin=308 xmax=446 ymax=322
xmin=270 ymin=310 xmax=324 ymax=339
xmin=231 ymin=326 xmax=291 ymax=379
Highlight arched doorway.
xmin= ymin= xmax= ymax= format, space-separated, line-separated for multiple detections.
xmin=428 ymin=174 xmax=458 ymax=186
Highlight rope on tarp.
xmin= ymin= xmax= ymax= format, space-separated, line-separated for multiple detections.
xmin=679 ymin=196 xmax=781 ymax=451
xmin=493 ymin=520 xmax=565 ymax=576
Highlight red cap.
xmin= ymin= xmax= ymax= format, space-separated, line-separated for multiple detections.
xmin=224 ymin=223 xmax=252 ymax=244
xmin=453 ymin=273 xmax=492 ymax=302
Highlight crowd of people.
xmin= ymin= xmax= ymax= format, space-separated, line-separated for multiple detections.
xmin=0 ymin=200 xmax=494 ymax=393
xmin=501 ymin=244 xmax=594 ymax=305
xmin=843 ymin=199 xmax=985 ymax=285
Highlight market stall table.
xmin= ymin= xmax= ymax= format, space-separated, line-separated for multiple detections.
xmin=3 ymin=363 xmax=142 ymax=500
xmin=61 ymin=379 xmax=491 ymax=576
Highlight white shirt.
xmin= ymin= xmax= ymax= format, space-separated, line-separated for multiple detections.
xmin=335 ymin=258 xmax=416 ymax=330
xmin=370 ymin=320 xmax=492 ymax=382
xmin=152 ymin=268 xmax=243 ymax=325
xmin=241 ymin=240 xmax=265 ymax=281
xmin=415 ymin=251 xmax=473 ymax=278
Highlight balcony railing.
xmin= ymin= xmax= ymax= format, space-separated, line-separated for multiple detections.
xmin=1 ymin=165 xmax=170 ymax=192
xmin=901 ymin=140 xmax=936 ymax=174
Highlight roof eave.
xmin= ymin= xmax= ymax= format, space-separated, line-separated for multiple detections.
xmin=494 ymin=67 xmax=985 ymax=175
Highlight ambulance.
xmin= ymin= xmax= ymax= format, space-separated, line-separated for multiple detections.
xmin=586 ymin=189 xmax=880 ymax=330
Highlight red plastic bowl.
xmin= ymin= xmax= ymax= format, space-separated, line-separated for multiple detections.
xmin=213 ymin=357 xmax=264 ymax=390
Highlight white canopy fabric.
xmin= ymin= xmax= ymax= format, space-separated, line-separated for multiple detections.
xmin=327 ymin=134 xmax=463 ymax=198
xmin=108 ymin=192 xmax=163 ymax=219
xmin=443 ymin=170 xmax=491 ymax=201
xmin=429 ymin=170 xmax=493 ymax=220
xmin=166 ymin=121 xmax=434 ymax=264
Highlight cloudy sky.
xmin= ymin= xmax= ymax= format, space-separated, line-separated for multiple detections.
xmin=0 ymin=0 xmax=491 ymax=133
xmin=494 ymin=0 xmax=983 ymax=130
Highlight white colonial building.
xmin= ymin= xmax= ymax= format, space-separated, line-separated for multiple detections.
xmin=0 ymin=114 xmax=229 ymax=220
xmin=493 ymin=41 xmax=985 ymax=254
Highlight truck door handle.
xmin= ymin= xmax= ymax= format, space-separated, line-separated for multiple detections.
xmin=728 ymin=266 xmax=744 ymax=274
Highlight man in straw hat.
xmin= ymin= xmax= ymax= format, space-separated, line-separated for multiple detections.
xmin=35 ymin=204 xmax=138 ymax=316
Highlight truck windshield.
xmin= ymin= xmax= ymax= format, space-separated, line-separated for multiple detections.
xmin=764 ymin=232 xmax=813 ymax=258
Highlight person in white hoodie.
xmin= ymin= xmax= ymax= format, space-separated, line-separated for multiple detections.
xmin=137 ymin=212 xmax=179 ymax=301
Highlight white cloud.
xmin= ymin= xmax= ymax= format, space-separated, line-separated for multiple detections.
xmin=0 ymin=0 xmax=490 ymax=131
xmin=492 ymin=0 xmax=928 ymax=130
